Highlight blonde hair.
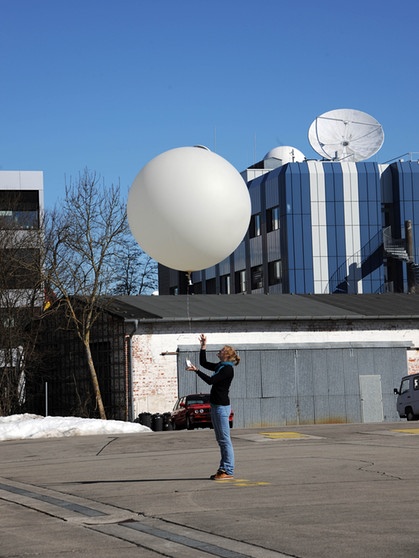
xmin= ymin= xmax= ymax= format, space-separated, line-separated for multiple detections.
xmin=222 ymin=345 xmax=240 ymax=366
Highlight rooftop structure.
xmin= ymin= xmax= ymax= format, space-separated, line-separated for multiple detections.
xmin=159 ymin=110 xmax=419 ymax=296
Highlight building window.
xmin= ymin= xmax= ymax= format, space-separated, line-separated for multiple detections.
xmin=268 ymin=260 xmax=282 ymax=285
xmin=220 ymin=274 xmax=231 ymax=294
xmin=251 ymin=265 xmax=263 ymax=290
xmin=192 ymin=282 xmax=202 ymax=294
xmin=0 ymin=191 xmax=39 ymax=230
xmin=267 ymin=206 xmax=280 ymax=232
xmin=0 ymin=249 xmax=41 ymax=289
xmin=235 ymin=270 xmax=246 ymax=293
xmin=249 ymin=213 xmax=261 ymax=238
xmin=2 ymin=316 xmax=15 ymax=328
xmin=206 ymin=278 xmax=216 ymax=294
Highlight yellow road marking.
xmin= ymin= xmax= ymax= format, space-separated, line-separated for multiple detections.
xmin=233 ymin=481 xmax=271 ymax=487
xmin=392 ymin=428 xmax=419 ymax=435
xmin=259 ymin=431 xmax=307 ymax=439
xmin=215 ymin=478 xmax=270 ymax=487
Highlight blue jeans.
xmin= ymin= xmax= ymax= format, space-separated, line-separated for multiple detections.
xmin=210 ymin=404 xmax=234 ymax=475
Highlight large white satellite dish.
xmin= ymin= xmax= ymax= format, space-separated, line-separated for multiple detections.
xmin=308 ymin=109 xmax=384 ymax=162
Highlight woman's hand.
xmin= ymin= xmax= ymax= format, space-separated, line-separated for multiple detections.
xmin=187 ymin=364 xmax=198 ymax=372
xmin=199 ymin=333 xmax=207 ymax=349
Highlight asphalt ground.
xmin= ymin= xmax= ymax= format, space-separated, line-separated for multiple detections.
xmin=1 ymin=421 xmax=419 ymax=558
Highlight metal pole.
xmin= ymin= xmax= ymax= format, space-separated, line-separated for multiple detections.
xmin=45 ymin=381 xmax=48 ymax=416
xmin=125 ymin=319 xmax=138 ymax=422
xmin=405 ymin=220 xmax=415 ymax=294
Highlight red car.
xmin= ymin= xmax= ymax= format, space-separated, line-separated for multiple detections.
xmin=170 ymin=393 xmax=234 ymax=430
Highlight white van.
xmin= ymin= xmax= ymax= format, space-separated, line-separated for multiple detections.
xmin=394 ymin=374 xmax=419 ymax=421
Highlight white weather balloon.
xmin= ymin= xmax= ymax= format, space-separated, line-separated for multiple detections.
xmin=127 ymin=146 xmax=251 ymax=272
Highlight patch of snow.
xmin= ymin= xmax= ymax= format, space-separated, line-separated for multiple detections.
xmin=0 ymin=414 xmax=151 ymax=441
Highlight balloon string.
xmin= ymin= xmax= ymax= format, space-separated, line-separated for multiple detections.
xmin=186 ymin=272 xmax=193 ymax=358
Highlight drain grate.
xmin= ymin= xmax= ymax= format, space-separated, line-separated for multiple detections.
xmin=0 ymin=482 xmax=106 ymax=517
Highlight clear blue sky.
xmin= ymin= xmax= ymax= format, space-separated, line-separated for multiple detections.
xmin=1 ymin=0 xmax=419 ymax=209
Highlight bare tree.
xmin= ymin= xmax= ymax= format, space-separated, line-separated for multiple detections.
xmin=43 ymin=169 xmax=128 ymax=420
xmin=112 ymin=235 xmax=158 ymax=295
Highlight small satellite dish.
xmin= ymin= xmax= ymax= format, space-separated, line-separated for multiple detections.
xmin=263 ymin=146 xmax=306 ymax=165
xmin=308 ymin=109 xmax=384 ymax=162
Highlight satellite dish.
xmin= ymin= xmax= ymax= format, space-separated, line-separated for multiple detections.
xmin=308 ymin=109 xmax=384 ymax=162
xmin=263 ymin=146 xmax=306 ymax=165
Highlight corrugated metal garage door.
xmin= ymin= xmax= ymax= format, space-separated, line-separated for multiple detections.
xmin=177 ymin=343 xmax=407 ymax=427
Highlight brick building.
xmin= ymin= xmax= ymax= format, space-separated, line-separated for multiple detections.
xmin=36 ymin=293 xmax=419 ymax=426
xmin=33 ymin=293 xmax=419 ymax=426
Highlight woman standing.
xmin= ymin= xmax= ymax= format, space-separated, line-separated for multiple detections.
xmin=187 ymin=334 xmax=240 ymax=480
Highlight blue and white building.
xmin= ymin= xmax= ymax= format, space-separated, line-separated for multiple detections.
xmin=159 ymin=152 xmax=419 ymax=296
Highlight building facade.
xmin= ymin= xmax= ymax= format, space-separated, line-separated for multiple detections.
xmin=159 ymin=156 xmax=419 ymax=296
xmin=30 ymin=304 xmax=128 ymax=421
xmin=0 ymin=171 xmax=44 ymax=301
xmin=75 ymin=295 xmax=419 ymax=425
xmin=0 ymin=171 xmax=44 ymax=415
xmin=31 ymin=293 xmax=419 ymax=426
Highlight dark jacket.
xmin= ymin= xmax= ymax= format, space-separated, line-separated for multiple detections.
xmin=195 ymin=349 xmax=234 ymax=406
